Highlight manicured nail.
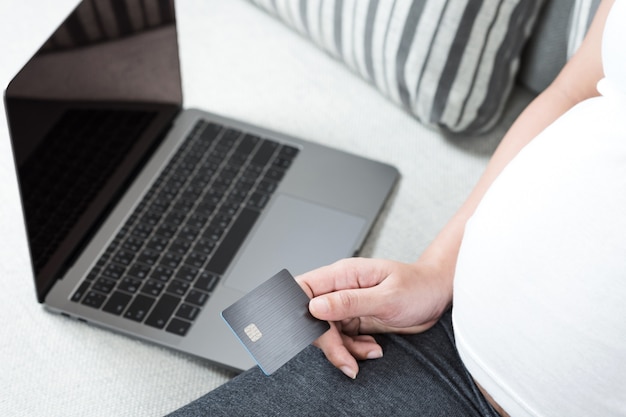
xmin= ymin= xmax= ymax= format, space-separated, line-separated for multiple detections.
xmin=340 ymin=366 xmax=357 ymax=379
xmin=309 ymin=297 xmax=329 ymax=315
xmin=367 ymin=349 xmax=383 ymax=360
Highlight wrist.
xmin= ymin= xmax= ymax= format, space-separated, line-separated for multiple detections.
xmin=409 ymin=255 xmax=454 ymax=317
xmin=414 ymin=216 xmax=468 ymax=310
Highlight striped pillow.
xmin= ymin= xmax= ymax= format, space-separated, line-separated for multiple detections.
xmin=249 ymin=0 xmax=544 ymax=134
xmin=566 ymin=0 xmax=602 ymax=58
xmin=518 ymin=0 xmax=601 ymax=94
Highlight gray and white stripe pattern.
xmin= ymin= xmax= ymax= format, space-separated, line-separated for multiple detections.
xmin=251 ymin=0 xmax=544 ymax=134
xmin=567 ymin=0 xmax=601 ymax=59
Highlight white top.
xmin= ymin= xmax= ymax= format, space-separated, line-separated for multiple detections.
xmin=452 ymin=1 xmax=626 ymax=416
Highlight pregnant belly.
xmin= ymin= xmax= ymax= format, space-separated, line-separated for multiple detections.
xmin=452 ymin=96 xmax=626 ymax=416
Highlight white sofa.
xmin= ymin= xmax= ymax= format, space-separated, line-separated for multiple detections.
xmin=1 ymin=0 xmax=584 ymax=415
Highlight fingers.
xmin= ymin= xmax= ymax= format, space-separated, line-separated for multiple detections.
xmin=344 ymin=334 xmax=383 ymax=361
xmin=296 ymin=258 xmax=397 ymax=378
xmin=309 ymin=285 xmax=387 ymax=323
xmin=313 ymin=328 xmax=359 ymax=379
xmin=314 ymin=324 xmax=383 ymax=379
xmin=296 ymin=258 xmax=389 ymax=298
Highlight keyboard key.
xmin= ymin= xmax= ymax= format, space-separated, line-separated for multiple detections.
xmin=118 ymin=277 xmax=142 ymax=293
xmin=122 ymin=236 xmax=144 ymax=252
xmin=71 ymin=281 xmax=91 ymax=302
xmin=166 ymin=318 xmax=192 ymax=336
xmin=131 ymin=222 xmax=153 ymax=239
xmin=158 ymin=188 xmax=178 ymax=203
xmin=205 ymin=208 xmax=259 ymax=275
xmin=185 ymin=289 xmax=209 ymax=307
xmin=156 ymin=223 xmax=177 ymax=239
xmin=175 ymin=265 xmax=199 ymax=282
xmin=103 ymin=291 xmax=132 ymax=315
xmin=166 ymin=279 xmax=190 ymax=296
xmin=264 ymin=167 xmax=285 ymax=182
xmin=124 ymin=294 xmax=156 ymax=322
xmin=170 ymin=238 xmax=192 ymax=255
xmin=185 ymin=251 xmax=208 ymax=269
xmin=95 ymin=257 xmax=107 ymax=269
xmin=113 ymin=249 xmax=135 ymax=266
xmin=272 ymin=156 xmax=293 ymax=169
xmin=256 ymin=179 xmax=277 ymax=195
xmin=175 ymin=303 xmax=200 ymax=321
xmin=141 ymin=280 xmax=165 ymax=297
xmin=247 ymin=192 xmax=270 ymax=210
xmin=150 ymin=265 xmax=174 ymax=282
xmin=161 ymin=251 xmax=183 ymax=269
xmin=251 ymin=140 xmax=277 ymax=166
xmin=221 ymin=128 xmax=241 ymax=144
xmin=193 ymin=238 xmax=216 ymax=255
xmin=165 ymin=211 xmax=187 ymax=226
xmin=146 ymin=236 xmax=169 ymax=251
xmin=200 ymin=122 xmax=221 ymax=142
xmin=235 ymin=134 xmax=260 ymax=156
xmin=92 ymin=277 xmax=116 ymax=294
xmin=138 ymin=249 xmax=160 ymax=266
xmin=179 ymin=225 xmax=201 ymax=241
xmin=187 ymin=213 xmax=209 ymax=229
xmin=143 ymin=210 xmax=163 ymax=226
xmin=220 ymin=200 xmax=240 ymax=214
xmin=145 ymin=294 xmax=181 ymax=329
xmin=175 ymin=195 xmax=198 ymax=211
xmin=202 ymin=225 xmax=224 ymax=242
xmin=231 ymin=182 xmax=253 ymax=199
xmin=82 ymin=291 xmax=107 ymax=309
xmin=279 ymin=144 xmax=299 ymax=159
xmin=194 ymin=272 xmax=220 ymax=292
xmin=128 ymin=263 xmax=151 ymax=280
xmin=85 ymin=270 xmax=99 ymax=281
xmin=212 ymin=213 xmax=233 ymax=228
xmin=102 ymin=263 xmax=126 ymax=280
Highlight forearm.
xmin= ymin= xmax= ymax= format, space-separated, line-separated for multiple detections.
xmin=416 ymin=83 xmax=597 ymax=307
xmin=415 ymin=0 xmax=613 ymax=307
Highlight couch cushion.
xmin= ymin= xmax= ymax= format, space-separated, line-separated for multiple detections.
xmin=567 ymin=0 xmax=602 ymax=58
xmin=249 ymin=0 xmax=543 ymax=135
xmin=518 ymin=0 xmax=601 ymax=94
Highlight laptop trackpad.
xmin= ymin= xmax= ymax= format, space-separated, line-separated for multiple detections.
xmin=223 ymin=194 xmax=366 ymax=293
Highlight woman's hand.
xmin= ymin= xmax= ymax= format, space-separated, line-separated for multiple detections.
xmin=296 ymin=257 xmax=452 ymax=379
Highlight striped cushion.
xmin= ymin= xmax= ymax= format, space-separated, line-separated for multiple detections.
xmin=566 ymin=0 xmax=602 ymax=58
xmin=518 ymin=0 xmax=601 ymax=94
xmin=250 ymin=0 xmax=544 ymax=134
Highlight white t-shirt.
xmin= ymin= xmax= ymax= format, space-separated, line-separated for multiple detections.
xmin=452 ymin=1 xmax=626 ymax=416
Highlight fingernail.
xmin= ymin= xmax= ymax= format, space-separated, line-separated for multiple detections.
xmin=340 ymin=366 xmax=357 ymax=379
xmin=367 ymin=349 xmax=383 ymax=360
xmin=309 ymin=297 xmax=329 ymax=315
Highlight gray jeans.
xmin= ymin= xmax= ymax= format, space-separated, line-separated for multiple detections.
xmin=168 ymin=310 xmax=500 ymax=416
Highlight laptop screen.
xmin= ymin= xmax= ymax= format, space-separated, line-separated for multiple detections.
xmin=4 ymin=0 xmax=183 ymax=302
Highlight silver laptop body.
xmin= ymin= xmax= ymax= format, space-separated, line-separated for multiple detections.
xmin=4 ymin=0 xmax=398 ymax=372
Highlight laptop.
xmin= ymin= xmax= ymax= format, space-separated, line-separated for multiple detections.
xmin=4 ymin=0 xmax=398 ymax=372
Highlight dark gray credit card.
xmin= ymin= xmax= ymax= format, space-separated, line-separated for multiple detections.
xmin=221 ymin=269 xmax=330 ymax=375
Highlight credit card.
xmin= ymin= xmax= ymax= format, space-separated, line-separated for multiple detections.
xmin=221 ymin=269 xmax=330 ymax=375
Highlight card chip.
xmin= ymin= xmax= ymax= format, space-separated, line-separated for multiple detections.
xmin=244 ymin=323 xmax=263 ymax=342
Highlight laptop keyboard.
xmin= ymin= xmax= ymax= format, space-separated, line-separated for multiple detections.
xmin=70 ymin=119 xmax=299 ymax=336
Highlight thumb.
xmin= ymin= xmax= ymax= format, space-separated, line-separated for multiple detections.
xmin=309 ymin=287 xmax=381 ymax=321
